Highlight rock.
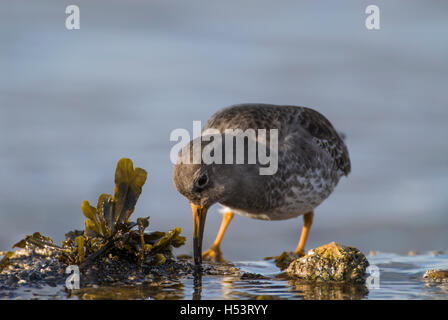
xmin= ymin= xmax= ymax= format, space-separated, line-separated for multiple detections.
xmin=5 ymin=275 xmax=20 ymax=287
xmin=423 ymin=269 xmax=448 ymax=283
xmin=240 ymin=272 xmax=269 ymax=280
xmin=285 ymin=242 xmax=369 ymax=283
xmin=45 ymin=276 xmax=58 ymax=287
xmin=29 ymin=271 xmax=41 ymax=281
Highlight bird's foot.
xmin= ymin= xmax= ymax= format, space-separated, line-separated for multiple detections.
xmin=202 ymin=244 xmax=225 ymax=263
xmin=295 ymin=249 xmax=306 ymax=257
xmin=267 ymin=251 xmax=305 ymax=270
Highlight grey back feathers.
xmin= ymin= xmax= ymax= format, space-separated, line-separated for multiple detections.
xmin=204 ymin=104 xmax=350 ymax=176
xmin=173 ymin=103 xmax=351 ymax=220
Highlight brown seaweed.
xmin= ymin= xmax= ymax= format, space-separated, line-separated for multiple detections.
xmin=10 ymin=158 xmax=186 ymax=269
xmin=0 ymin=251 xmax=14 ymax=272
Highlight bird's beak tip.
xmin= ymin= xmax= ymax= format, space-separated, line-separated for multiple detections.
xmin=190 ymin=203 xmax=208 ymax=266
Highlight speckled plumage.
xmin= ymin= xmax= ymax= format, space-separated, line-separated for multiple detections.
xmin=173 ymin=103 xmax=350 ymax=221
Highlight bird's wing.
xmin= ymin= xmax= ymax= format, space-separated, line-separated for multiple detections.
xmin=203 ymin=104 xmax=351 ymax=176
xmin=293 ymin=107 xmax=351 ymax=176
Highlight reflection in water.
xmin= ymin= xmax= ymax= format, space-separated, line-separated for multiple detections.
xmin=216 ymin=274 xmax=368 ymax=300
xmin=423 ymin=281 xmax=448 ymax=299
xmin=192 ymin=268 xmax=202 ymax=300
xmin=288 ymin=280 xmax=368 ymax=300
xmin=4 ymin=253 xmax=448 ymax=299
xmin=67 ymin=281 xmax=185 ymax=300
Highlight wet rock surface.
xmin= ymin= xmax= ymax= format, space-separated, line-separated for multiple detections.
xmin=285 ymin=242 xmax=369 ymax=283
xmin=0 ymin=248 xmax=253 ymax=299
xmin=1 ymin=248 xmax=66 ymax=295
xmin=2 ymin=242 xmax=372 ymax=298
xmin=3 ymin=248 xmax=448 ymax=299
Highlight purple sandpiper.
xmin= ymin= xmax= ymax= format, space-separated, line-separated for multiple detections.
xmin=173 ymin=103 xmax=351 ymax=265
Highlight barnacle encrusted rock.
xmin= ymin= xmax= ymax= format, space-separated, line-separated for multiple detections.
xmin=286 ymin=242 xmax=369 ymax=283
xmin=423 ymin=269 xmax=448 ymax=283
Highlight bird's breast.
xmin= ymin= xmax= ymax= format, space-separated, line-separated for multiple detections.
xmin=219 ymin=168 xmax=340 ymax=221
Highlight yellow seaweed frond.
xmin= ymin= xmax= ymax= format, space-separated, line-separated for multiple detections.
xmin=113 ymin=158 xmax=148 ymax=224
xmin=81 ymin=200 xmax=97 ymax=220
xmin=84 ymin=219 xmax=99 ymax=238
xmin=75 ymin=236 xmax=85 ymax=263
xmin=81 ymin=159 xmax=147 ymax=238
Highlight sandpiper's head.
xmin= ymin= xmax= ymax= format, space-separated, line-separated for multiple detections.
xmin=173 ymin=137 xmax=239 ymax=207
xmin=173 ymin=136 xmax=238 ymax=265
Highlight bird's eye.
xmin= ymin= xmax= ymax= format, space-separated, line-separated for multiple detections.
xmin=195 ymin=173 xmax=209 ymax=189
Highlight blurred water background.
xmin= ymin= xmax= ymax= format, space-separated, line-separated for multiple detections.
xmin=1 ymin=0 xmax=447 ymax=260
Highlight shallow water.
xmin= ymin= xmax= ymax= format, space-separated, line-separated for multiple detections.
xmin=1 ymin=0 xmax=448 ymax=296
xmin=2 ymin=252 xmax=448 ymax=300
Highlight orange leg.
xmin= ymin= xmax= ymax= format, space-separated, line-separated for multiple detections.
xmin=294 ymin=211 xmax=314 ymax=256
xmin=202 ymin=211 xmax=234 ymax=262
